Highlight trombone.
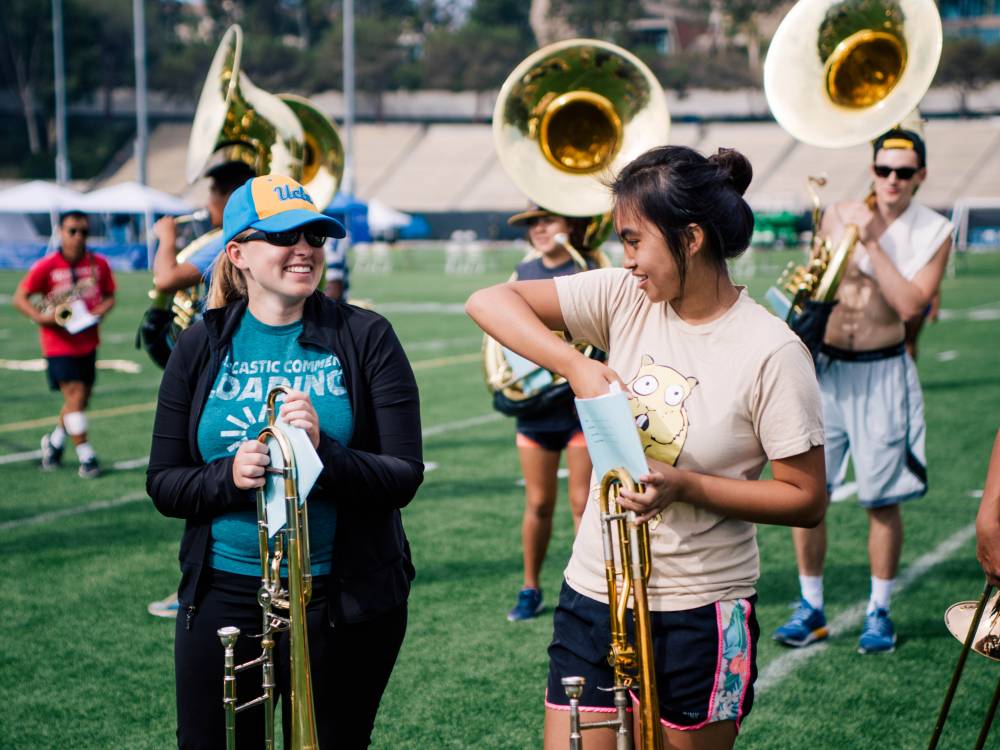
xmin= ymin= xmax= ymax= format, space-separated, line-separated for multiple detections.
xmin=217 ymin=386 xmax=319 ymax=750
xmin=562 ymin=468 xmax=664 ymax=750
xmin=927 ymin=582 xmax=1000 ymax=750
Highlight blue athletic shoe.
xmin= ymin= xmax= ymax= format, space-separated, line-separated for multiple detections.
xmin=507 ymin=587 xmax=543 ymax=622
xmin=773 ymin=598 xmax=829 ymax=647
xmin=858 ymin=608 xmax=896 ymax=654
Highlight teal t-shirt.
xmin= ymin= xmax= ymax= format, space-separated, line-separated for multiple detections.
xmin=198 ymin=310 xmax=353 ymax=577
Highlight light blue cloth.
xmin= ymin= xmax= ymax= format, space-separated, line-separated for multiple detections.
xmin=198 ymin=309 xmax=353 ymax=576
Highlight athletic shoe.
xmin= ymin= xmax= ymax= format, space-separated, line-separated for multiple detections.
xmin=773 ymin=598 xmax=829 ymax=647
xmin=858 ymin=608 xmax=896 ymax=654
xmin=507 ymin=587 xmax=543 ymax=622
xmin=78 ymin=457 xmax=100 ymax=479
xmin=40 ymin=434 xmax=63 ymax=470
xmin=147 ymin=593 xmax=180 ymax=619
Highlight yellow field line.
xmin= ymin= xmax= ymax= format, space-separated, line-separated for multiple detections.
xmin=0 ymin=350 xmax=480 ymax=433
xmin=0 ymin=401 xmax=157 ymax=433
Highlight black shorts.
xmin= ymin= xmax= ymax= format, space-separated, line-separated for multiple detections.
xmin=46 ymin=351 xmax=97 ymax=391
xmin=516 ymin=427 xmax=586 ymax=453
xmin=546 ymin=582 xmax=759 ymax=731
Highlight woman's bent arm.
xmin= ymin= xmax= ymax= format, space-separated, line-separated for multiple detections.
xmin=619 ymin=446 xmax=827 ymax=528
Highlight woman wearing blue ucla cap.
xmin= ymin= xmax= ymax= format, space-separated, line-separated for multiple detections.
xmin=147 ymin=174 xmax=424 ymax=748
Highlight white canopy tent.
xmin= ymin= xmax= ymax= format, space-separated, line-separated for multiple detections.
xmin=0 ymin=180 xmax=85 ymax=213
xmin=367 ymin=199 xmax=412 ymax=236
xmin=76 ymin=181 xmax=192 ymax=215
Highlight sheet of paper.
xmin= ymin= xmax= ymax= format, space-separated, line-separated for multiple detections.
xmin=263 ymin=419 xmax=323 ymax=538
xmin=574 ymin=385 xmax=648 ymax=480
xmin=64 ymin=299 xmax=99 ymax=335
xmin=501 ymin=346 xmax=553 ymax=396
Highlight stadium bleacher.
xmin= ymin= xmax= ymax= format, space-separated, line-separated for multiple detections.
xmin=95 ymin=117 xmax=1000 ymax=219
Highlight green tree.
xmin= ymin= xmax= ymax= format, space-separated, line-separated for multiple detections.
xmin=935 ymin=36 xmax=1000 ymax=115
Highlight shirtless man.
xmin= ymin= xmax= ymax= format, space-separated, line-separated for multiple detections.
xmin=774 ymin=127 xmax=954 ymax=654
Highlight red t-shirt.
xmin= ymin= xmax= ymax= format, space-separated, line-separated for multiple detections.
xmin=20 ymin=250 xmax=116 ymax=357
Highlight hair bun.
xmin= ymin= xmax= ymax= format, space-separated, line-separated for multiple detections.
xmin=709 ymin=148 xmax=753 ymax=196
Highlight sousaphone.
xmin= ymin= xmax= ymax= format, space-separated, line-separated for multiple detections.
xmin=141 ymin=25 xmax=344 ymax=368
xmin=762 ymin=0 xmax=942 ymax=328
xmin=485 ymin=39 xmax=670 ymax=415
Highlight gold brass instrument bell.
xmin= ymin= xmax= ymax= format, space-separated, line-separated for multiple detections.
xmin=762 ymin=0 xmax=942 ymax=324
xmin=485 ymin=39 xmax=669 ymax=414
xmin=927 ymin=583 xmax=1000 ymax=750
xmin=492 ymin=38 xmax=669 ymax=218
xmin=217 ymin=386 xmax=319 ymax=750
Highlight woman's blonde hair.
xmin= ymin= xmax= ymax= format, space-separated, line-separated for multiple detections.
xmin=205 ymin=240 xmax=248 ymax=309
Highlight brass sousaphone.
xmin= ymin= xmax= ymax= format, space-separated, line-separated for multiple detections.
xmin=485 ymin=39 xmax=670 ymax=415
xmin=141 ymin=25 xmax=344 ymax=368
xmin=762 ymin=0 xmax=942 ymax=325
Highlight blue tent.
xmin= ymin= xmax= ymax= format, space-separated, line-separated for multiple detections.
xmin=325 ymin=193 xmax=370 ymax=243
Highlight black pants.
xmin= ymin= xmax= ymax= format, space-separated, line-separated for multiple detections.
xmin=175 ymin=570 xmax=407 ymax=749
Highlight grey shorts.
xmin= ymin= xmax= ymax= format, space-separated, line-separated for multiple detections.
xmin=819 ymin=344 xmax=927 ymax=508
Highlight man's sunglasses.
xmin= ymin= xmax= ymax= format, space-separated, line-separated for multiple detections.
xmin=873 ymin=165 xmax=918 ymax=180
xmin=65 ymin=227 xmax=89 ymax=237
xmin=236 ymin=229 xmax=327 ymax=247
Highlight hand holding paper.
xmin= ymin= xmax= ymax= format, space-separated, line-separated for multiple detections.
xmin=262 ymin=418 xmax=324 ymax=538
xmin=574 ymin=384 xmax=648 ymax=481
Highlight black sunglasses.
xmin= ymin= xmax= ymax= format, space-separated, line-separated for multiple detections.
xmin=65 ymin=227 xmax=89 ymax=237
xmin=873 ymin=165 xmax=918 ymax=180
xmin=236 ymin=229 xmax=327 ymax=248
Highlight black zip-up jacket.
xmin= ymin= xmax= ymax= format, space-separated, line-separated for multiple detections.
xmin=146 ymin=291 xmax=423 ymax=625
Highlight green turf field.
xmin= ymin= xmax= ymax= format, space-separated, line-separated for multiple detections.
xmin=1 ymin=247 xmax=998 ymax=749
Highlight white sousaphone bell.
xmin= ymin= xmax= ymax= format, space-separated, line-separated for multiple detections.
xmin=485 ymin=40 xmax=670 ymax=415
xmin=763 ymin=0 xmax=942 ymax=148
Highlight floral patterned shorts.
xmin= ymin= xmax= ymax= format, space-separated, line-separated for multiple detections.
xmin=546 ymin=582 xmax=759 ymax=731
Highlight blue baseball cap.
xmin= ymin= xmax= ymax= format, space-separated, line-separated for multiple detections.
xmin=222 ymin=174 xmax=346 ymax=244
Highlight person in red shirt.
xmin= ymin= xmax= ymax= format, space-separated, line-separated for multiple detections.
xmin=12 ymin=211 xmax=116 ymax=477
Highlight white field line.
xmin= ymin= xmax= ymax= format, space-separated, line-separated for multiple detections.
xmin=0 ymin=491 xmax=148 ymax=533
xmin=1 ymin=414 xmax=500 ymax=529
xmin=0 ymin=449 xmax=43 ymax=465
xmin=404 ymin=335 xmax=481 ymax=353
xmin=756 ymin=522 xmax=977 ymax=694
xmin=934 ymin=350 xmax=960 ymax=362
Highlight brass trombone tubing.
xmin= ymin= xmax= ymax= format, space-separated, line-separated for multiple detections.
xmin=598 ymin=468 xmax=665 ymax=750
xmin=928 ymin=581 xmax=999 ymax=750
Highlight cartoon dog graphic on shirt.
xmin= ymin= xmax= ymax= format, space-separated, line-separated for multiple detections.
xmin=626 ymin=355 xmax=698 ymax=466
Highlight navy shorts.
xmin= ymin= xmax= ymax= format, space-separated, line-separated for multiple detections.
xmin=46 ymin=351 xmax=96 ymax=391
xmin=546 ymin=582 xmax=759 ymax=731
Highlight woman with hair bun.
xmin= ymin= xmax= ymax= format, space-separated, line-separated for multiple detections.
xmin=467 ymin=145 xmax=827 ymax=748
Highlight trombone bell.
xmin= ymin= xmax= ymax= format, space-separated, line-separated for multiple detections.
xmin=945 ymin=590 xmax=1000 ymax=662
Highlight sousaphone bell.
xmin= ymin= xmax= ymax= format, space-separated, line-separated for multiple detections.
xmin=485 ymin=40 xmax=670 ymax=415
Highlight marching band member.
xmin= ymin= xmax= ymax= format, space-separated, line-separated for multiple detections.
xmin=468 ymin=146 xmax=827 ymax=749
xmin=773 ymin=127 xmax=953 ymax=655
xmin=147 ymin=175 xmax=423 ymax=748
xmin=12 ymin=210 xmax=116 ymax=478
xmin=150 ymin=160 xmax=257 ymax=304
xmin=505 ymin=205 xmax=595 ymax=622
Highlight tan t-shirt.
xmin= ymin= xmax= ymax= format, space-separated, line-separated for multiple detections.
xmin=556 ymin=268 xmax=825 ymax=611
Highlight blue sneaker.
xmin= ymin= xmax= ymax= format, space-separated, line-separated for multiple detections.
xmin=147 ymin=593 xmax=180 ymax=619
xmin=773 ymin=598 xmax=829 ymax=647
xmin=858 ymin=608 xmax=896 ymax=654
xmin=507 ymin=587 xmax=543 ymax=622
